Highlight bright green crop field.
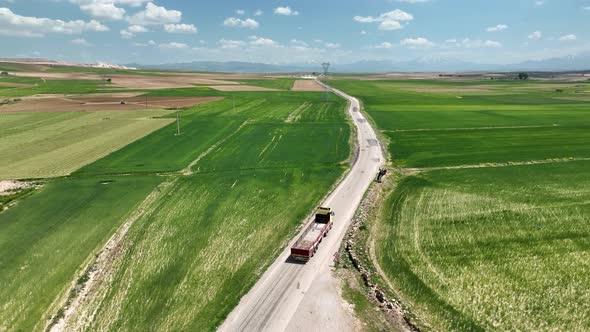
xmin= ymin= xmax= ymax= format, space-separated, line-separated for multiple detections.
xmin=0 ymin=175 xmax=164 ymax=331
xmin=0 ymin=76 xmax=350 ymax=332
xmin=331 ymin=78 xmax=590 ymax=331
xmin=62 ymin=168 xmax=343 ymax=331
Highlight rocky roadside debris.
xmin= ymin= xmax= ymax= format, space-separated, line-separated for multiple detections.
xmin=342 ymin=172 xmax=420 ymax=332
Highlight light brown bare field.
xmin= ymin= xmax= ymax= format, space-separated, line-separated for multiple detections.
xmin=208 ymin=85 xmax=280 ymax=91
xmin=0 ymin=96 xmax=223 ymax=112
xmin=291 ymin=80 xmax=325 ymax=91
xmin=14 ymin=72 xmax=240 ymax=89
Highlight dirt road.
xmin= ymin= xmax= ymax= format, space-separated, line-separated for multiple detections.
xmin=219 ymin=82 xmax=384 ymax=332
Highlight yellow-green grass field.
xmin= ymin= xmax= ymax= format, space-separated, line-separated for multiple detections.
xmin=0 ymin=110 xmax=173 ymax=179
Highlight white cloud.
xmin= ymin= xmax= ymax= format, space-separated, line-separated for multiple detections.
xmin=71 ymin=37 xmax=92 ymax=46
xmin=120 ymin=29 xmax=133 ymax=38
xmin=392 ymin=0 xmax=431 ymax=2
xmin=445 ymin=38 xmax=502 ymax=48
xmin=353 ymin=9 xmax=413 ymax=31
xmin=379 ymin=20 xmax=402 ymax=30
xmin=0 ymin=7 xmax=108 ymax=37
xmin=535 ymin=0 xmax=545 ymax=6
xmin=235 ymin=9 xmax=245 ymax=15
xmin=400 ymin=37 xmax=434 ymax=48
xmin=486 ymin=24 xmax=508 ymax=32
xmin=80 ymin=2 xmax=125 ymax=20
xmin=484 ymin=40 xmax=502 ymax=47
xmin=119 ymin=24 xmax=146 ymax=38
xmin=325 ymin=42 xmax=340 ymax=49
xmin=290 ymin=39 xmax=308 ymax=46
xmin=274 ymin=6 xmax=299 ymax=16
xmin=127 ymin=3 xmax=181 ymax=25
xmin=248 ymin=35 xmax=277 ymax=46
xmin=164 ymin=23 xmax=197 ymax=33
xmin=373 ymin=41 xmax=393 ymax=49
xmin=528 ymin=31 xmax=542 ymax=40
xmin=223 ymin=17 xmax=259 ymax=29
xmin=584 ymin=6 xmax=590 ymax=10
xmin=218 ymin=39 xmax=246 ymax=49
xmin=254 ymin=9 xmax=263 ymax=16
xmin=159 ymin=42 xmax=188 ymax=49
xmin=559 ymin=34 xmax=577 ymax=41
xmin=148 ymin=39 xmax=156 ymax=45
xmin=360 ymin=30 xmax=367 ymax=35
xmin=128 ymin=24 xmax=147 ymax=32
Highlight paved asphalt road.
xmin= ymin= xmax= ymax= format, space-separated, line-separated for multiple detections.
xmin=219 ymin=82 xmax=384 ymax=332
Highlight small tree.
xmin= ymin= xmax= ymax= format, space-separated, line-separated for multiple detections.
xmin=518 ymin=72 xmax=529 ymax=80
xmin=106 ymin=78 xmax=112 ymax=83
xmin=0 ymin=71 xmax=8 ymax=76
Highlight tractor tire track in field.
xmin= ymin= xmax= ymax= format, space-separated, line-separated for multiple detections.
xmin=386 ymin=124 xmax=561 ymax=133
xmin=183 ymin=119 xmax=251 ymax=175
xmin=219 ymin=81 xmax=384 ymax=332
xmin=46 ymin=179 xmax=176 ymax=332
xmin=406 ymin=157 xmax=590 ymax=173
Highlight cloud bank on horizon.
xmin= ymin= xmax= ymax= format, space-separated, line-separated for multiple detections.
xmin=0 ymin=0 xmax=588 ymax=65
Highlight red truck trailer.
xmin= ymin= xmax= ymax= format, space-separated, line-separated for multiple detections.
xmin=290 ymin=207 xmax=334 ymax=262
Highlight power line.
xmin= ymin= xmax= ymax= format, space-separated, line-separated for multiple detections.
xmin=321 ymin=62 xmax=330 ymax=101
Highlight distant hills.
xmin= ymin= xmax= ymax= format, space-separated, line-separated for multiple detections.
xmin=129 ymin=53 xmax=590 ymax=73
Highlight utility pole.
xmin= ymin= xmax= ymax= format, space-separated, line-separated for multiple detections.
xmin=176 ymin=110 xmax=181 ymax=135
xmin=321 ymin=62 xmax=330 ymax=102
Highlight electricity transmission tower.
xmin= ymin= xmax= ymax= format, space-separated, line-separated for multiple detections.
xmin=321 ymin=62 xmax=330 ymax=101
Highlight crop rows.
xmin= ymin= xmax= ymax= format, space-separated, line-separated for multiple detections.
xmin=331 ymin=78 xmax=590 ymax=331
xmin=0 ymin=86 xmax=350 ymax=331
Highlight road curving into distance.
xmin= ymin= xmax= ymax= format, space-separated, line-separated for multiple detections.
xmin=219 ymin=82 xmax=384 ymax=332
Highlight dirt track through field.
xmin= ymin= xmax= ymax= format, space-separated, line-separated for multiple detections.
xmin=48 ymin=180 xmax=177 ymax=332
xmin=406 ymin=157 xmax=590 ymax=173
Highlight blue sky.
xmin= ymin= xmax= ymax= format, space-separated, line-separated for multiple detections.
xmin=0 ymin=0 xmax=589 ymax=65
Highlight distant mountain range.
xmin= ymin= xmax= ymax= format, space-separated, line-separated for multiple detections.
xmin=128 ymin=53 xmax=590 ymax=73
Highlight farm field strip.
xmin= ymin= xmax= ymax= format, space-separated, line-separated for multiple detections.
xmin=330 ymin=78 xmax=590 ymax=331
xmin=0 ymin=84 xmax=352 ymax=332
xmin=0 ymin=175 xmax=164 ymax=331
xmin=0 ymin=110 xmax=174 ymax=179
xmin=59 ymin=168 xmax=346 ymax=331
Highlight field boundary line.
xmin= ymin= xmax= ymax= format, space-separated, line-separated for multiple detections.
xmin=183 ymin=119 xmax=251 ymax=175
xmin=45 ymin=179 xmax=177 ymax=332
xmin=407 ymin=157 xmax=590 ymax=172
xmin=386 ymin=124 xmax=561 ymax=133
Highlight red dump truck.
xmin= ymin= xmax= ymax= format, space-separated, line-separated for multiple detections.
xmin=290 ymin=207 xmax=334 ymax=262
